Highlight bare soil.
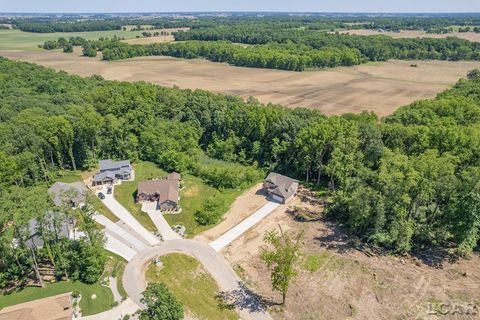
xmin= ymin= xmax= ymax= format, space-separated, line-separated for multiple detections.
xmin=195 ymin=183 xmax=267 ymax=243
xmin=340 ymin=29 xmax=480 ymax=42
xmin=1 ymin=49 xmax=479 ymax=116
xmin=222 ymin=187 xmax=480 ymax=320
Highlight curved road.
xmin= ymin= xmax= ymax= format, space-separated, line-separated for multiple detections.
xmin=123 ymin=239 xmax=271 ymax=320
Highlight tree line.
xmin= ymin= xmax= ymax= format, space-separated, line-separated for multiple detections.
xmin=175 ymin=27 xmax=480 ymax=62
xmin=1 ymin=58 xmax=479 ymax=257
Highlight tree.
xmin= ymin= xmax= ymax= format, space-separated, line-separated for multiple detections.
xmin=260 ymin=227 xmax=303 ymax=306
xmin=467 ymin=69 xmax=480 ymax=81
xmin=140 ymin=283 xmax=184 ymax=320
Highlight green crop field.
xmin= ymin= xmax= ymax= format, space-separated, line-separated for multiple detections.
xmin=0 ymin=29 xmax=156 ymax=50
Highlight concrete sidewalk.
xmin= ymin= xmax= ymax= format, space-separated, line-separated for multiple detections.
xmin=209 ymin=201 xmax=281 ymax=252
xmin=99 ymin=189 xmax=160 ymax=246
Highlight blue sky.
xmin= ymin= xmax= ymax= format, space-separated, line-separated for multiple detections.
xmin=1 ymin=0 xmax=479 ymax=13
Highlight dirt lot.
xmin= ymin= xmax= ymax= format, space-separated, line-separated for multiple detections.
xmin=340 ymin=29 xmax=480 ymax=42
xmin=1 ymin=49 xmax=479 ymax=116
xmin=195 ymin=183 xmax=267 ymax=243
xmin=220 ymin=187 xmax=480 ymax=320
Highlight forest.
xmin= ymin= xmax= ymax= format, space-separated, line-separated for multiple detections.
xmin=0 ymin=57 xmax=479 ymax=266
xmin=44 ymin=31 xmax=480 ymax=71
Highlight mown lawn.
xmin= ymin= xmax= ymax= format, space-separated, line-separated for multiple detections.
xmin=115 ymin=161 xmax=251 ymax=237
xmin=145 ymin=253 xmax=237 ymax=320
xmin=0 ymin=250 xmax=126 ymax=315
xmin=165 ymin=174 xmax=245 ymax=237
xmin=0 ymin=281 xmax=113 ymax=316
xmin=0 ymin=29 xmax=160 ymax=50
xmin=114 ymin=161 xmax=166 ymax=231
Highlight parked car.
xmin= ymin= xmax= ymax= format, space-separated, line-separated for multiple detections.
xmin=98 ymin=192 xmax=105 ymax=200
xmin=107 ymin=186 xmax=112 ymax=194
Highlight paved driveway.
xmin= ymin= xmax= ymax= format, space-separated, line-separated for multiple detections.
xmin=123 ymin=239 xmax=272 ymax=320
xmin=80 ymin=298 xmax=139 ymax=320
xmin=210 ymin=201 xmax=280 ymax=252
xmin=103 ymin=231 xmax=138 ymax=261
xmin=94 ymin=214 xmax=149 ymax=252
xmin=145 ymin=210 xmax=181 ymax=241
xmin=99 ymin=189 xmax=160 ymax=246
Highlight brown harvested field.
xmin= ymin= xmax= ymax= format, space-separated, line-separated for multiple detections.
xmin=1 ymin=48 xmax=479 ymax=116
xmin=121 ymin=35 xmax=175 ymax=44
xmin=340 ymin=29 xmax=480 ymax=42
xmin=121 ymin=27 xmax=189 ymax=44
xmin=217 ymin=187 xmax=480 ymax=320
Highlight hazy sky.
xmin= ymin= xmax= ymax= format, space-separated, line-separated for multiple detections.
xmin=1 ymin=0 xmax=479 ymax=13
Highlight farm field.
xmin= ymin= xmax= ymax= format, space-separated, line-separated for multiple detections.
xmin=339 ymin=28 xmax=480 ymax=42
xmin=1 ymin=48 xmax=478 ymax=116
xmin=0 ymin=28 xmax=181 ymax=50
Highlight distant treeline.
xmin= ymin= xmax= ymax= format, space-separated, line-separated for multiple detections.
xmin=100 ymin=41 xmax=366 ymax=71
xmin=175 ymin=28 xmax=480 ymax=62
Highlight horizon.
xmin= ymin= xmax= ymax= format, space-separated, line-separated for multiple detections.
xmin=1 ymin=0 xmax=480 ymax=14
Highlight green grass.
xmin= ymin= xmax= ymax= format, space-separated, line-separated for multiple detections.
xmin=102 ymin=250 xmax=128 ymax=300
xmin=165 ymin=174 xmax=245 ymax=237
xmin=145 ymin=253 xmax=237 ymax=320
xmin=114 ymin=161 xmax=166 ymax=231
xmin=302 ymin=251 xmax=344 ymax=273
xmin=0 ymin=29 xmax=158 ymax=51
xmin=0 ymin=281 xmax=113 ymax=316
xmin=115 ymin=160 xmax=257 ymax=236
xmin=0 ymin=250 xmax=127 ymax=315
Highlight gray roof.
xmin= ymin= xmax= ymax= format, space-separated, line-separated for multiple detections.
xmin=92 ymin=171 xmax=116 ymax=182
xmin=94 ymin=159 xmax=132 ymax=182
xmin=265 ymin=172 xmax=298 ymax=199
xmin=26 ymin=214 xmax=74 ymax=248
xmin=99 ymin=159 xmax=131 ymax=172
xmin=48 ymin=182 xmax=87 ymax=207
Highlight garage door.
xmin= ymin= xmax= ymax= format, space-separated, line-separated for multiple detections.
xmin=269 ymin=194 xmax=284 ymax=204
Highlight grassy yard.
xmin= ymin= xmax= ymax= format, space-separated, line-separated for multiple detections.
xmin=115 ymin=161 xmax=251 ymax=237
xmin=0 ymin=281 xmax=113 ymax=316
xmin=145 ymin=253 xmax=237 ymax=320
xmin=0 ymin=29 xmax=160 ymax=50
xmin=0 ymin=250 xmax=126 ymax=315
xmin=165 ymin=174 xmax=245 ymax=237
xmin=114 ymin=161 xmax=166 ymax=231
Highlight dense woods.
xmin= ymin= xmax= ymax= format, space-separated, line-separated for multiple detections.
xmin=175 ymin=28 xmax=480 ymax=62
xmin=1 ymin=58 xmax=479 ymax=258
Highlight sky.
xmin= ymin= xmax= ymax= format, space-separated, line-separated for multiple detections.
xmin=1 ymin=0 xmax=479 ymax=13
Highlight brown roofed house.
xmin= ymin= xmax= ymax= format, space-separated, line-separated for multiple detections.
xmin=263 ymin=172 xmax=299 ymax=204
xmin=137 ymin=172 xmax=181 ymax=211
xmin=0 ymin=293 xmax=73 ymax=320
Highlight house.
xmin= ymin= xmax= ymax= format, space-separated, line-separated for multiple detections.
xmin=263 ymin=172 xmax=299 ymax=204
xmin=136 ymin=172 xmax=181 ymax=211
xmin=25 ymin=214 xmax=76 ymax=249
xmin=48 ymin=182 xmax=87 ymax=208
xmin=92 ymin=159 xmax=132 ymax=186
xmin=0 ymin=292 xmax=73 ymax=320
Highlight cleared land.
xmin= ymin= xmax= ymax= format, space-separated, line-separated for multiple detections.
xmin=218 ymin=187 xmax=480 ymax=320
xmin=2 ymin=49 xmax=479 ymax=116
xmin=339 ymin=29 xmax=480 ymax=42
xmin=0 ymin=28 xmax=182 ymax=51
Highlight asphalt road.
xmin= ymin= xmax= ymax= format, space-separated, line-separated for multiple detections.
xmin=123 ymin=239 xmax=272 ymax=320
